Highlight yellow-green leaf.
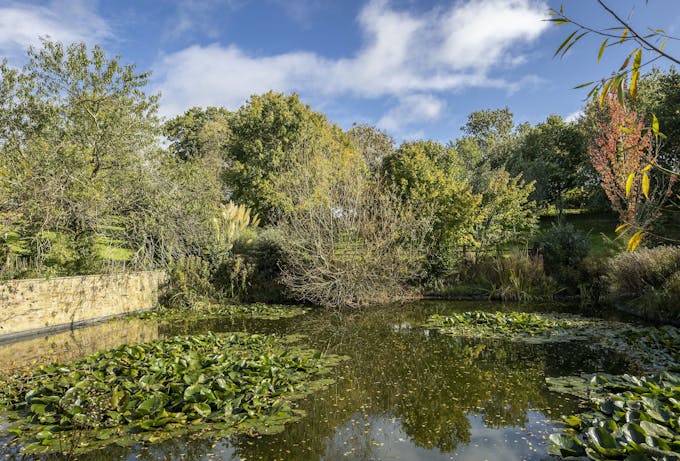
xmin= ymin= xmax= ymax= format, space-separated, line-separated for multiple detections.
xmin=555 ymin=30 xmax=578 ymax=58
xmin=620 ymin=28 xmax=629 ymax=42
xmin=630 ymin=49 xmax=642 ymax=98
xmin=652 ymin=114 xmax=660 ymax=135
xmin=615 ymin=223 xmax=629 ymax=233
xmin=598 ymin=39 xmax=608 ymax=62
xmin=642 ymin=163 xmax=653 ymax=173
xmin=642 ymin=172 xmax=650 ymax=199
xmin=627 ymin=231 xmax=644 ymax=252
xmin=625 ymin=172 xmax=635 ymax=198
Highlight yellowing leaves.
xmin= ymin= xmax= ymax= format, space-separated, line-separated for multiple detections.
xmin=626 ymin=231 xmax=644 ymax=252
xmin=641 ymin=172 xmax=650 ymax=199
xmin=625 ymin=173 xmax=635 ymax=198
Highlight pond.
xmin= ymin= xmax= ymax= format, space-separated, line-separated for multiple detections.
xmin=0 ymin=301 xmax=641 ymax=460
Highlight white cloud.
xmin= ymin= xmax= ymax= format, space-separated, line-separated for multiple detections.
xmin=0 ymin=0 xmax=111 ymax=59
xmin=565 ymin=109 xmax=584 ymax=123
xmin=378 ymin=94 xmax=446 ymax=133
xmin=155 ymin=0 xmax=549 ymax=130
xmin=437 ymin=0 xmax=547 ymax=70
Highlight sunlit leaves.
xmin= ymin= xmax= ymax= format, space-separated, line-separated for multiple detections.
xmin=626 ymin=231 xmax=644 ymax=252
xmin=625 ymin=172 xmax=635 ymax=198
xmin=630 ymin=48 xmax=642 ymax=98
xmin=598 ymin=39 xmax=608 ymax=62
xmin=641 ymin=172 xmax=650 ymax=199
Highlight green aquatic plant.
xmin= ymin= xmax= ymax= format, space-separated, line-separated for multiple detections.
xmin=138 ymin=303 xmax=308 ymax=321
xmin=424 ymin=311 xmax=680 ymax=371
xmin=548 ymin=372 xmax=680 ymax=460
xmin=0 ymin=332 xmax=344 ymax=455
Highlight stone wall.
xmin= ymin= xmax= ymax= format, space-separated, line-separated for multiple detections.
xmin=0 ymin=271 xmax=166 ymax=338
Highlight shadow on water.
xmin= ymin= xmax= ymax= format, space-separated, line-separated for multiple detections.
xmin=0 ymin=300 xmax=635 ymax=460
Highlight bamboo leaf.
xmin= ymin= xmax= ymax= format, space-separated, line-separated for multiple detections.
xmin=642 ymin=163 xmax=653 ymax=173
xmin=652 ymin=114 xmax=659 ymax=135
xmin=625 ymin=172 xmax=635 ymax=198
xmin=620 ymin=28 xmax=629 ymax=42
xmin=555 ymin=30 xmax=578 ymax=58
xmin=600 ymin=79 xmax=613 ymax=106
xmin=562 ymin=32 xmax=587 ymax=57
xmin=574 ymin=81 xmax=594 ymax=89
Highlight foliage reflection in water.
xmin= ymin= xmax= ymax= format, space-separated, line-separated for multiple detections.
xmin=1 ymin=301 xmax=637 ymax=460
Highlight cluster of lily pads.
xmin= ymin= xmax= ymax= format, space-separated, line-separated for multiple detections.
xmin=548 ymin=372 xmax=680 ymax=460
xmin=137 ymin=303 xmax=308 ymax=321
xmin=424 ymin=311 xmax=680 ymax=371
xmin=0 ymin=332 xmax=344 ymax=454
xmin=424 ymin=311 xmax=680 ymax=459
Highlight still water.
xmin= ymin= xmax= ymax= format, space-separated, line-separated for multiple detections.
xmin=0 ymin=301 xmax=635 ymax=460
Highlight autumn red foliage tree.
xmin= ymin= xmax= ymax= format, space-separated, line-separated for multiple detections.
xmin=589 ymin=93 xmax=652 ymax=225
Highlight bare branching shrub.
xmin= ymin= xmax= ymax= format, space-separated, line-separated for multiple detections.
xmin=274 ymin=137 xmax=431 ymax=309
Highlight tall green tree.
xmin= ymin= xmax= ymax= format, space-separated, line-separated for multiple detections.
xmin=163 ymin=106 xmax=231 ymax=161
xmin=508 ymin=115 xmax=590 ymax=213
xmin=382 ymin=140 xmax=480 ymax=277
xmin=461 ymin=107 xmax=517 ymax=168
xmin=0 ymin=40 xmax=160 ymax=274
xmin=224 ymin=91 xmax=356 ymax=222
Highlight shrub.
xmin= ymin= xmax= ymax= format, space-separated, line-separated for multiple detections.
xmin=538 ymin=224 xmax=590 ymax=273
xmin=487 ymin=249 xmax=558 ymax=302
xmin=162 ymin=256 xmax=216 ymax=309
xmin=606 ymin=245 xmax=680 ymax=321
xmin=213 ymin=229 xmax=289 ymax=303
xmin=606 ymin=246 xmax=680 ymax=297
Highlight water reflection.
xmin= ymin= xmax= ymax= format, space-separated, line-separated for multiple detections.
xmin=1 ymin=301 xmax=634 ymax=460
xmin=0 ymin=318 xmax=158 ymax=374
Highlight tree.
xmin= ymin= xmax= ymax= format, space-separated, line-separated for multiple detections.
xmin=163 ymin=106 xmax=231 ymax=161
xmin=508 ymin=115 xmax=590 ymax=213
xmin=346 ymin=123 xmax=395 ymax=173
xmin=0 ymin=39 xmax=160 ymax=275
xmin=224 ymin=91 xmax=355 ymax=222
xmin=588 ymin=92 xmax=675 ymax=247
xmin=381 ymin=140 xmax=480 ymax=277
xmin=551 ymin=1 xmax=680 ymax=249
xmin=471 ymin=169 xmax=538 ymax=252
xmin=461 ymin=107 xmax=516 ymax=168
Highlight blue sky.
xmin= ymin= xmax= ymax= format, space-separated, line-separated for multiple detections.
xmin=1 ymin=0 xmax=679 ymax=142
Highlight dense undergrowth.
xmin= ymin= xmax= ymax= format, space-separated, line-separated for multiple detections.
xmin=0 ymin=332 xmax=345 ymax=455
